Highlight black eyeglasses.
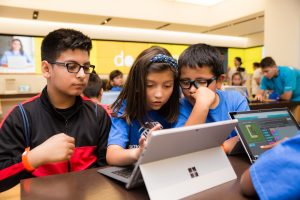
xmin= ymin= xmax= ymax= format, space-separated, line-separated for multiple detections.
xmin=179 ymin=77 xmax=217 ymax=89
xmin=49 ymin=61 xmax=95 ymax=74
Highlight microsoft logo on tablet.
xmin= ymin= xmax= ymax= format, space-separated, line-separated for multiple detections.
xmin=188 ymin=167 xmax=199 ymax=178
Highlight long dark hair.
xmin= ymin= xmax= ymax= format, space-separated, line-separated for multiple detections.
xmin=231 ymin=72 xmax=243 ymax=86
xmin=111 ymin=46 xmax=179 ymax=126
xmin=10 ymin=39 xmax=24 ymax=55
xmin=106 ymin=70 xmax=123 ymax=90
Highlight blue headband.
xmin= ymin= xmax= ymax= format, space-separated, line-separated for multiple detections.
xmin=150 ymin=54 xmax=178 ymax=70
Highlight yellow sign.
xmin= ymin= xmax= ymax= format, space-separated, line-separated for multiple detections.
xmin=92 ymin=41 xmax=188 ymax=74
xmin=228 ymin=47 xmax=263 ymax=74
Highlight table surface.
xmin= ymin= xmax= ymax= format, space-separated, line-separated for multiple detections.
xmin=249 ymin=100 xmax=300 ymax=110
xmin=21 ymin=155 xmax=257 ymax=200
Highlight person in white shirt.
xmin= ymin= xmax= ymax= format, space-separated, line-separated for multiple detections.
xmin=227 ymin=57 xmax=246 ymax=85
xmin=251 ymin=62 xmax=262 ymax=98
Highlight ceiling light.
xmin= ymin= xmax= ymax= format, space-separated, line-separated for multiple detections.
xmin=32 ymin=11 xmax=39 ymax=20
xmin=175 ymin=0 xmax=224 ymax=6
xmin=101 ymin=18 xmax=112 ymax=25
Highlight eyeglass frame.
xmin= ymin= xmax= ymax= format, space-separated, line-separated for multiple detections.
xmin=48 ymin=61 xmax=95 ymax=74
xmin=179 ymin=76 xmax=217 ymax=89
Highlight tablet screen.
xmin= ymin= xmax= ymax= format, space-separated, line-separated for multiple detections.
xmin=231 ymin=109 xmax=299 ymax=159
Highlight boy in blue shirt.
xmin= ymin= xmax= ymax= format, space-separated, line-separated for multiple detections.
xmin=255 ymin=57 xmax=300 ymax=101
xmin=240 ymin=133 xmax=300 ymax=199
xmin=174 ymin=43 xmax=249 ymax=152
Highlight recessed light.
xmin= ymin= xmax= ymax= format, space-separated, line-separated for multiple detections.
xmin=32 ymin=11 xmax=39 ymax=20
xmin=175 ymin=0 xmax=224 ymax=6
xmin=101 ymin=17 xmax=112 ymax=25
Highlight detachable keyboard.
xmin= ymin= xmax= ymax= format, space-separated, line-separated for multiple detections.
xmin=111 ymin=168 xmax=134 ymax=179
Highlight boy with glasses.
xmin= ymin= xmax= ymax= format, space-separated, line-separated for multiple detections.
xmin=0 ymin=28 xmax=111 ymax=191
xmin=174 ymin=43 xmax=249 ymax=151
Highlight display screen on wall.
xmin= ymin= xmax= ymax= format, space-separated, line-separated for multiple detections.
xmin=0 ymin=35 xmax=37 ymax=73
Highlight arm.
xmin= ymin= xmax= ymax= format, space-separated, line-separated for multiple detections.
xmin=255 ymin=89 xmax=265 ymax=101
xmin=0 ymin=109 xmax=33 ymax=191
xmin=27 ymin=134 xmax=75 ymax=168
xmin=184 ymin=87 xmax=215 ymax=126
xmin=95 ymin=107 xmax=111 ymax=166
xmin=280 ymin=91 xmax=293 ymax=100
xmin=184 ymin=102 xmax=209 ymax=126
xmin=223 ymin=93 xmax=249 ymax=153
xmin=255 ymin=76 xmax=269 ymax=101
xmin=106 ymin=145 xmax=142 ymax=166
xmin=107 ymin=125 xmax=161 ymax=166
xmin=260 ymin=137 xmax=288 ymax=149
xmin=254 ymin=77 xmax=261 ymax=85
xmin=280 ymin=67 xmax=296 ymax=101
xmin=240 ymin=169 xmax=257 ymax=197
xmin=0 ymin=108 xmax=75 ymax=192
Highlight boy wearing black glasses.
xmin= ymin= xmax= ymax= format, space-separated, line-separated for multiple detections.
xmin=0 ymin=28 xmax=111 ymax=191
xmin=174 ymin=43 xmax=249 ymax=151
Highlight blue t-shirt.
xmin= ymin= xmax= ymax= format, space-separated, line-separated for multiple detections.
xmin=108 ymin=103 xmax=172 ymax=149
xmin=260 ymin=66 xmax=300 ymax=101
xmin=110 ymin=86 xmax=123 ymax=92
xmin=250 ymin=133 xmax=300 ymax=200
xmin=0 ymin=50 xmax=33 ymax=65
xmin=174 ymin=90 xmax=249 ymax=138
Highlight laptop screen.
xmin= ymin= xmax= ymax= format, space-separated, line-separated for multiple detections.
xmin=222 ymin=86 xmax=248 ymax=97
xmin=101 ymin=91 xmax=120 ymax=105
xmin=230 ymin=109 xmax=300 ymax=160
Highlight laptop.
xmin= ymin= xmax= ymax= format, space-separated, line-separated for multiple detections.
xmin=222 ymin=85 xmax=249 ymax=98
xmin=101 ymin=91 xmax=120 ymax=105
xmin=229 ymin=108 xmax=300 ymax=164
xmin=98 ymin=120 xmax=238 ymax=199
xmin=7 ymin=57 xmax=28 ymax=69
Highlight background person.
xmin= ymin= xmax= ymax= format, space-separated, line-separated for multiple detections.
xmin=106 ymin=69 xmax=124 ymax=91
xmin=251 ymin=62 xmax=262 ymax=98
xmin=83 ymin=71 xmax=111 ymax=114
xmin=0 ymin=38 xmax=33 ymax=67
xmin=231 ymin=72 xmax=244 ymax=86
xmin=227 ymin=56 xmax=247 ymax=85
xmin=255 ymin=57 xmax=300 ymax=101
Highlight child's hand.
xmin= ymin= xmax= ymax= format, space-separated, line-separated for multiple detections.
xmin=28 ymin=133 xmax=75 ymax=168
xmin=135 ymin=124 xmax=161 ymax=160
xmin=193 ymin=87 xmax=216 ymax=107
xmin=255 ymin=94 xmax=263 ymax=101
xmin=260 ymin=137 xmax=288 ymax=149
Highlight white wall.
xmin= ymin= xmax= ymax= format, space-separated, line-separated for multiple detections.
xmin=264 ymin=0 xmax=300 ymax=68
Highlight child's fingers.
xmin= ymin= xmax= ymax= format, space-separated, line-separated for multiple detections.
xmin=150 ymin=124 xmax=161 ymax=132
xmin=260 ymin=137 xmax=289 ymax=149
xmin=139 ymin=135 xmax=147 ymax=148
xmin=260 ymin=143 xmax=275 ymax=149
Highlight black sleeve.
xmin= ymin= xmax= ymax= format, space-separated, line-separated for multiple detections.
xmin=0 ymin=107 xmax=33 ymax=192
xmin=94 ymin=105 xmax=111 ymax=167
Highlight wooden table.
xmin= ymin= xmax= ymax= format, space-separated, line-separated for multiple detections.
xmin=249 ymin=100 xmax=300 ymax=123
xmin=249 ymin=100 xmax=300 ymax=110
xmin=21 ymin=155 xmax=256 ymax=200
